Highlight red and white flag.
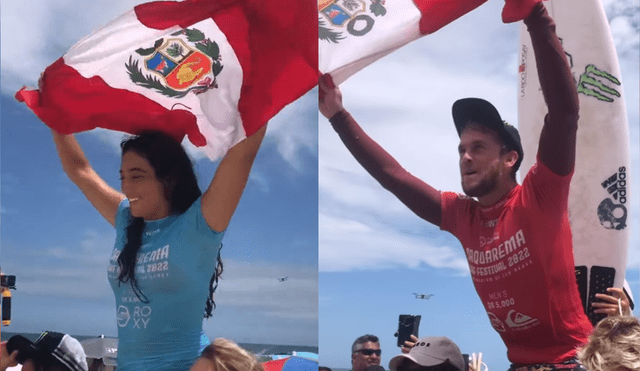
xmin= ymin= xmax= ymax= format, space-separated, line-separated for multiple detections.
xmin=16 ymin=0 xmax=318 ymax=160
xmin=319 ymin=0 xmax=487 ymax=85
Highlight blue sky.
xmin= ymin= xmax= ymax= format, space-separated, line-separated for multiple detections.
xmin=318 ymin=0 xmax=639 ymax=370
xmin=1 ymin=0 xmax=639 ymax=369
xmin=1 ymin=0 xmax=318 ymax=347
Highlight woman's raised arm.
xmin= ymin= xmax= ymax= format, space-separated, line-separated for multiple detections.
xmin=52 ymin=130 xmax=125 ymax=226
xmin=201 ymin=125 xmax=267 ymax=232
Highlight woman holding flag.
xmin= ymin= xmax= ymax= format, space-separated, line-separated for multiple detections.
xmin=12 ymin=0 xmax=317 ymax=368
xmin=51 ymin=125 xmax=266 ymax=370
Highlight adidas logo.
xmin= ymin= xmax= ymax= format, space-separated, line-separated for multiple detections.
xmin=601 ymin=167 xmax=627 ymax=204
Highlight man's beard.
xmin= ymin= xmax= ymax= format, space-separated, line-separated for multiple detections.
xmin=461 ymin=166 xmax=500 ymax=198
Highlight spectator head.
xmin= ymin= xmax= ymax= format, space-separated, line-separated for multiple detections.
xmin=389 ymin=337 xmax=464 ymax=371
xmin=191 ymin=338 xmax=264 ymax=371
xmin=7 ymin=331 xmax=88 ymax=371
xmin=352 ymin=335 xmax=381 ymax=371
xmin=578 ymin=315 xmax=640 ymax=371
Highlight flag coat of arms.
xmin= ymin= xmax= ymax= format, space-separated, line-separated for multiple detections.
xmin=16 ymin=0 xmax=318 ymax=160
xmin=319 ymin=0 xmax=487 ymax=85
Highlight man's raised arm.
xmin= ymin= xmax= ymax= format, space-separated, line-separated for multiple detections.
xmin=319 ymin=74 xmax=442 ymax=226
xmin=525 ymin=3 xmax=580 ymax=176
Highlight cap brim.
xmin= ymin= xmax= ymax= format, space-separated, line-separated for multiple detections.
xmin=389 ymin=354 xmax=413 ymax=371
xmin=7 ymin=335 xmax=49 ymax=364
xmin=452 ymin=98 xmax=504 ymax=137
xmin=389 ymin=353 xmax=447 ymax=370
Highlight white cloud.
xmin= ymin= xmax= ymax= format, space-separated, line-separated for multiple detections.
xmin=266 ymin=89 xmax=319 ymax=172
xmin=319 ymin=213 xmax=469 ymax=273
xmin=2 ymin=0 xmax=317 ymax=173
xmin=2 ymin=229 xmax=115 ymax=299
xmin=1 ymin=1 xmax=146 ymax=95
xmin=2 ymin=232 xmax=318 ymax=322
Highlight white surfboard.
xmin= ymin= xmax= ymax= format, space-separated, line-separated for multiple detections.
xmin=517 ymin=0 xmax=629 ymax=324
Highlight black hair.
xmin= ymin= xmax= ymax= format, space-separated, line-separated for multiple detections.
xmin=18 ymin=354 xmax=66 ymax=371
xmin=117 ymin=131 xmax=222 ymax=318
xmin=352 ymin=334 xmax=380 ymax=353
xmin=44 ymin=358 xmax=71 ymax=371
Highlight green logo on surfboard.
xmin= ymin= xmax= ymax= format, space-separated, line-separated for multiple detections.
xmin=577 ymin=64 xmax=621 ymax=103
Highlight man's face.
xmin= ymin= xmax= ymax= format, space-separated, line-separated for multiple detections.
xmin=21 ymin=359 xmax=42 ymax=371
xmin=352 ymin=341 xmax=381 ymax=371
xmin=458 ymin=127 xmax=509 ymax=198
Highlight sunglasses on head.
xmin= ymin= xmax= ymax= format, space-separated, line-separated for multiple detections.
xmin=356 ymin=349 xmax=381 ymax=356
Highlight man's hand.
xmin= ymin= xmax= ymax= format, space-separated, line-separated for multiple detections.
xmin=592 ymin=287 xmax=631 ymax=316
xmin=0 ymin=342 xmax=19 ymax=371
xmin=469 ymin=352 xmax=488 ymax=371
xmin=318 ymin=74 xmax=345 ymax=119
xmin=400 ymin=334 xmax=419 ymax=354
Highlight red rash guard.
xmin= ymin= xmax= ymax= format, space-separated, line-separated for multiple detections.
xmin=328 ymin=3 xmax=592 ymax=365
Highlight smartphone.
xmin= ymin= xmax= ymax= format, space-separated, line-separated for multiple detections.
xmin=396 ymin=314 xmax=421 ymax=347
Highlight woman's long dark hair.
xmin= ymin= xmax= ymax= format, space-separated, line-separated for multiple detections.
xmin=117 ymin=131 xmax=222 ymax=318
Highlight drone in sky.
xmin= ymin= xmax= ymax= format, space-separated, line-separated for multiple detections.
xmin=412 ymin=293 xmax=434 ymax=300
xmin=277 ymin=277 xmax=289 ymax=282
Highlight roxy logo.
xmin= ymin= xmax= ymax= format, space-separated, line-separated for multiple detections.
xmin=117 ymin=305 xmax=152 ymax=329
xmin=601 ymin=167 xmax=627 ymax=203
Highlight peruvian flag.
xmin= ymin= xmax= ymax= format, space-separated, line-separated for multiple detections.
xmin=319 ymin=0 xmax=487 ymax=85
xmin=16 ymin=0 xmax=318 ymax=160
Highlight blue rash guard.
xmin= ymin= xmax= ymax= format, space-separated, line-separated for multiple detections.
xmin=108 ymin=197 xmax=224 ymax=371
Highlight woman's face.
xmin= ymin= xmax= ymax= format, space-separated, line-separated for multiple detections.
xmin=120 ymin=151 xmax=171 ymax=221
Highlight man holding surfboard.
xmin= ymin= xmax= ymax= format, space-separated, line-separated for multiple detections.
xmin=319 ymin=2 xmax=593 ymax=370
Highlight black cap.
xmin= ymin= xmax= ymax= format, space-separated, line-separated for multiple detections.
xmin=7 ymin=332 xmax=88 ymax=371
xmin=452 ymin=98 xmax=523 ymax=172
xmin=6 ymin=335 xmax=43 ymax=364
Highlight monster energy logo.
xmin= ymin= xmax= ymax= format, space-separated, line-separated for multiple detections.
xmin=577 ymin=64 xmax=621 ymax=102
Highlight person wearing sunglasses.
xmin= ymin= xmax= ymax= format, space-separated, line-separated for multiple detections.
xmin=352 ymin=335 xmax=383 ymax=371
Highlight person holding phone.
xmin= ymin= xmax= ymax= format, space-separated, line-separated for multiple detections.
xmin=390 ymin=336 xmax=465 ymax=371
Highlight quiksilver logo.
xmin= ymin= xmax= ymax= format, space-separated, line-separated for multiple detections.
xmin=505 ymin=310 xmax=539 ymax=329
